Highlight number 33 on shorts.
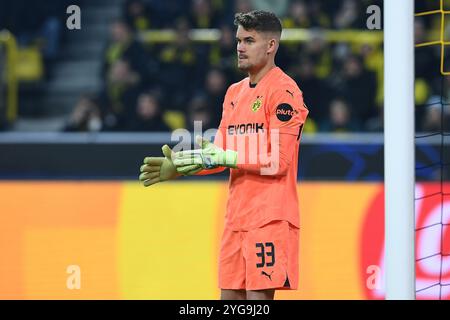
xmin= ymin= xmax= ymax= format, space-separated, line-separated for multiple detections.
xmin=219 ymin=220 xmax=299 ymax=291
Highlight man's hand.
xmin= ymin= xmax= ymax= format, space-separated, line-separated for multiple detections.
xmin=139 ymin=144 xmax=201 ymax=187
xmin=173 ymin=135 xmax=237 ymax=171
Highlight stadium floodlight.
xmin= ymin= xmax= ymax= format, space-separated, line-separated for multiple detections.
xmin=384 ymin=0 xmax=416 ymax=300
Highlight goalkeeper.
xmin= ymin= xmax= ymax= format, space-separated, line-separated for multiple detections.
xmin=139 ymin=11 xmax=308 ymax=300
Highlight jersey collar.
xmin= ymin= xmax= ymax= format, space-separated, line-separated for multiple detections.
xmin=248 ymin=66 xmax=280 ymax=89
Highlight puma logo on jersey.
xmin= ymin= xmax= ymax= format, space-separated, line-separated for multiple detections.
xmin=286 ymin=89 xmax=294 ymax=98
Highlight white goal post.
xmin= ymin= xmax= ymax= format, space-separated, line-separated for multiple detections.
xmin=384 ymin=0 xmax=416 ymax=300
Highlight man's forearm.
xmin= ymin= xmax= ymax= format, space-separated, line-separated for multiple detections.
xmin=235 ymin=133 xmax=297 ymax=176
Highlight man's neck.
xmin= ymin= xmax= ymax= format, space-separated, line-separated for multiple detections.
xmin=248 ymin=62 xmax=276 ymax=85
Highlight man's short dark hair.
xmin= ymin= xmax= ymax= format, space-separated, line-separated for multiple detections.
xmin=234 ymin=10 xmax=282 ymax=36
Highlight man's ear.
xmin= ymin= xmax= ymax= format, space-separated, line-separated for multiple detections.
xmin=267 ymin=38 xmax=277 ymax=55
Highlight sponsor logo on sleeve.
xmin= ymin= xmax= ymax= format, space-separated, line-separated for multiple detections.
xmin=276 ymin=103 xmax=297 ymax=122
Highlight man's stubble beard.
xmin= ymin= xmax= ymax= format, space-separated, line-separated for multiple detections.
xmin=238 ymin=62 xmax=251 ymax=72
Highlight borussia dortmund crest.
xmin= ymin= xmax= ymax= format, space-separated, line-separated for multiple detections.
xmin=251 ymin=96 xmax=263 ymax=112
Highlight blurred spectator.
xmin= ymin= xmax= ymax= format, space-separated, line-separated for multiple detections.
xmin=189 ymin=0 xmax=221 ymax=29
xmin=415 ymin=18 xmax=439 ymax=83
xmin=420 ymin=94 xmax=450 ymax=132
xmin=320 ymin=98 xmax=360 ymax=132
xmin=157 ymin=18 xmax=201 ymax=110
xmin=146 ymin=0 xmax=191 ymax=28
xmin=123 ymin=0 xmax=154 ymax=31
xmin=209 ymin=25 xmax=241 ymax=82
xmin=234 ymin=0 xmax=253 ymax=16
xmin=291 ymin=56 xmax=329 ymax=124
xmin=365 ymin=106 xmax=383 ymax=132
xmin=100 ymin=59 xmax=142 ymax=131
xmin=308 ymin=1 xmax=331 ymax=28
xmin=330 ymin=54 xmax=377 ymax=124
xmin=187 ymin=94 xmax=213 ymax=131
xmin=282 ymin=1 xmax=310 ymax=28
xmin=334 ymin=0 xmax=363 ymax=29
xmin=204 ymin=68 xmax=228 ymax=127
xmin=250 ymin=0 xmax=289 ymax=18
xmin=304 ymin=35 xmax=332 ymax=79
xmin=63 ymin=94 xmax=102 ymax=132
xmin=130 ymin=90 xmax=171 ymax=131
xmin=422 ymin=105 xmax=446 ymax=133
xmin=211 ymin=0 xmax=236 ymax=27
xmin=359 ymin=43 xmax=384 ymax=107
xmin=101 ymin=19 xmax=152 ymax=83
xmin=0 ymin=0 xmax=71 ymax=76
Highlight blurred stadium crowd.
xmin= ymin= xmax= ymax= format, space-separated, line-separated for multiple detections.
xmin=1 ymin=0 xmax=445 ymax=134
xmin=0 ymin=0 xmax=73 ymax=69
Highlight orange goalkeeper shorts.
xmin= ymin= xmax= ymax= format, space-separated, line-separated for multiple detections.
xmin=218 ymin=220 xmax=299 ymax=291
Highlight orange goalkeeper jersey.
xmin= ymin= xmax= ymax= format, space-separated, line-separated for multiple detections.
xmin=200 ymin=67 xmax=309 ymax=231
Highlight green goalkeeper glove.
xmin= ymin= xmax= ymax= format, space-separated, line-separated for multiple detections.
xmin=139 ymin=144 xmax=202 ymax=187
xmin=173 ymin=135 xmax=237 ymax=170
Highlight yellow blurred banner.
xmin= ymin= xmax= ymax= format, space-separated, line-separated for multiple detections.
xmin=0 ymin=181 xmax=383 ymax=299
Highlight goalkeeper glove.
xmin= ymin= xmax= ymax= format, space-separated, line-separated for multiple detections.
xmin=173 ymin=135 xmax=237 ymax=170
xmin=139 ymin=144 xmax=202 ymax=187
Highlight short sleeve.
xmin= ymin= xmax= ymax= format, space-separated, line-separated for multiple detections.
xmin=268 ymin=85 xmax=309 ymax=136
